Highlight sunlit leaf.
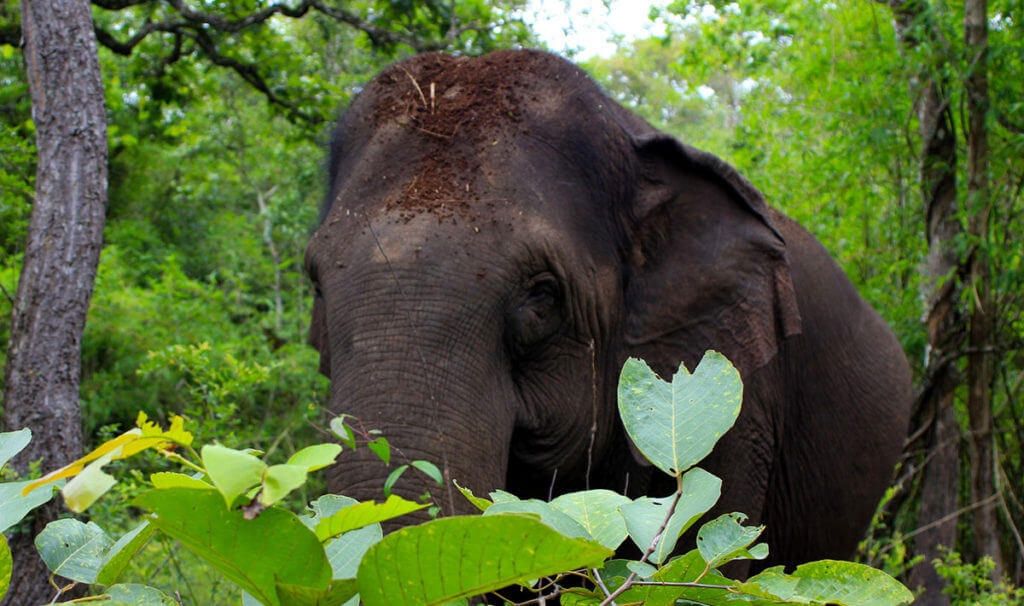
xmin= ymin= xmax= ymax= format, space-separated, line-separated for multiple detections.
xmin=454 ymin=480 xmax=491 ymax=512
xmin=0 ymin=535 xmax=10 ymax=602
xmin=61 ymin=451 xmax=117 ymax=513
xmin=357 ymin=514 xmax=612 ymax=605
xmin=201 ymin=444 xmax=267 ymax=508
xmin=151 ymin=472 xmax=214 ymax=490
xmin=134 ymin=488 xmax=331 ymax=606
xmin=314 ymin=494 xmax=428 ymax=542
xmin=287 ymin=444 xmax=342 ymax=472
xmin=261 ymin=464 xmax=309 ymax=507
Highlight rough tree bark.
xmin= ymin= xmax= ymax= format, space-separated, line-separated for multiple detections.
xmin=1 ymin=1 xmax=107 ymax=603
xmin=886 ymin=1 xmax=961 ymax=603
xmin=963 ymin=0 xmax=1004 ymax=578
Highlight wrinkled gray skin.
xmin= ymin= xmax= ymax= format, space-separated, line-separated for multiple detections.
xmin=306 ymin=50 xmax=911 ymax=572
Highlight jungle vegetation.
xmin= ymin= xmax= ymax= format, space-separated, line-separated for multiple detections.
xmin=1 ymin=0 xmax=1022 ymax=603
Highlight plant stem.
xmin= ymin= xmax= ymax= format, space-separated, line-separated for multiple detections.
xmin=599 ymin=473 xmax=685 ymax=606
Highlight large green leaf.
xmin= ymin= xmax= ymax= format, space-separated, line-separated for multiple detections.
xmin=549 ymin=490 xmax=631 ymax=550
xmin=0 ymin=429 xmax=31 ymax=471
xmin=96 ymin=520 xmax=157 ymax=585
xmin=618 ymin=467 xmax=721 ymax=564
xmin=742 ymin=560 xmax=914 ymax=605
xmin=617 ymin=352 xmax=742 ymax=476
xmin=201 ymin=444 xmax=267 ymax=508
xmin=0 ymin=535 xmax=11 ymax=603
xmin=357 ymin=514 xmax=613 ymax=605
xmin=134 ymin=488 xmax=331 ymax=606
xmin=618 ymin=549 xmax=737 ymax=606
xmin=0 ymin=479 xmax=58 ymax=533
xmin=313 ymin=494 xmax=428 ymax=541
xmin=35 ymin=518 xmax=112 ymax=583
xmin=696 ymin=512 xmax=768 ymax=570
xmin=483 ymin=499 xmax=591 ymax=540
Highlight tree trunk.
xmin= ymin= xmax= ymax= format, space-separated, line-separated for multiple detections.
xmin=1 ymin=1 xmax=107 ymax=603
xmin=886 ymin=2 xmax=961 ymax=603
xmin=963 ymin=0 xmax=1003 ymax=578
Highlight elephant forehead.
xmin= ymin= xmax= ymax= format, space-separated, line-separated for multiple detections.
xmin=357 ymin=207 xmax=565 ymax=267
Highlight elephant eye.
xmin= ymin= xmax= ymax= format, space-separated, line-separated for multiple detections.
xmin=312 ymin=279 xmax=323 ymax=299
xmin=506 ymin=273 xmax=563 ymax=357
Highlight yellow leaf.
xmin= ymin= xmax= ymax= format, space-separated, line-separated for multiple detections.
xmin=22 ymin=413 xmax=193 ymax=497
xmin=22 ymin=430 xmax=140 ymax=496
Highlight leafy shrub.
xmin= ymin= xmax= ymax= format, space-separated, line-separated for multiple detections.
xmin=934 ymin=550 xmax=1024 ymax=605
xmin=0 ymin=352 xmax=913 ymax=605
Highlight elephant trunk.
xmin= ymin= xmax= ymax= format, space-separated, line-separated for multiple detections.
xmin=325 ymin=341 xmax=516 ymax=518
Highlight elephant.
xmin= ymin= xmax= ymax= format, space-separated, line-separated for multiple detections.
xmin=306 ymin=49 xmax=912 ymax=572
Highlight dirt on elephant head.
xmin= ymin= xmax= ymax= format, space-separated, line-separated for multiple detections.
xmin=368 ymin=51 xmax=561 ymax=222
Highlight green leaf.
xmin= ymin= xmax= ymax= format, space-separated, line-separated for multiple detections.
xmin=61 ymin=451 xmax=117 ymax=513
xmin=150 ymin=472 xmax=214 ymax=490
xmin=329 ymin=417 xmax=356 ymax=450
xmin=618 ymin=352 xmax=742 ymax=476
xmin=201 ymin=444 xmax=267 ymax=508
xmin=696 ymin=512 xmax=767 ymax=569
xmin=357 ymin=514 xmax=613 ymax=605
xmin=325 ymin=524 xmax=382 ymax=579
xmin=0 ymin=535 xmax=11 ymax=603
xmin=743 ymin=560 xmax=914 ymax=605
xmin=411 ymin=460 xmax=443 ymax=485
xmin=261 ymin=464 xmax=309 ymax=507
xmin=454 ymin=480 xmax=492 ymax=512
xmin=0 ymin=429 xmax=31 ymax=470
xmin=626 ymin=560 xmax=657 ymax=578
xmin=619 ymin=467 xmax=722 ymax=564
xmin=134 ymin=488 xmax=331 ymax=606
xmin=314 ymin=494 xmax=428 ymax=541
xmin=484 ymin=499 xmax=591 ymax=540
xmin=287 ymin=444 xmax=343 ymax=472
xmin=96 ymin=521 xmax=157 ymax=585
xmin=276 ymin=578 xmax=359 ymax=606
xmin=59 ymin=584 xmax=179 ymax=605
xmin=550 ymin=489 xmax=631 ymax=550
xmin=619 ymin=549 xmax=736 ymax=606
xmin=488 ymin=489 xmax=519 ymax=504
xmin=303 ymin=495 xmax=358 ymax=529
xmin=367 ymin=437 xmax=390 ymax=465
xmin=0 ymin=479 xmax=58 ymax=534
xmin=383 ymin=464 xmax=408 ymax=497
xmin=35 ymin=519 xmax=112 ymax=583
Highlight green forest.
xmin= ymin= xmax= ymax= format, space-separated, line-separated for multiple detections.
xmin=1 ymin=0 xmax=1023 ymax=604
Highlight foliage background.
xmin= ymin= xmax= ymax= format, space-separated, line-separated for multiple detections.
xmin=1 ymin=0 xmax=1022 ymax=602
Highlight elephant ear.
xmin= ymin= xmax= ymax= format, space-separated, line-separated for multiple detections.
xmin=624 ymin=133 xmax=801 ymax=378
xmin=309 ymin=297 xmax=330 ymax=377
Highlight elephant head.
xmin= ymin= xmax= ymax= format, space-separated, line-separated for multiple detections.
xmin=306 ymin=50 xmax=808 ymax=521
